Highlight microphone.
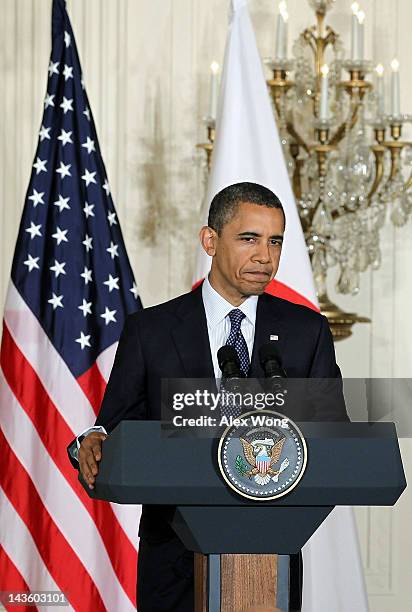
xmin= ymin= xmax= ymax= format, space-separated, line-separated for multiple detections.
xmin=217 ymin=347 xmax=243 ymax=415
xmin=217 ymin=345 xmax=242 ymax=379
xmin=259 ymin=342 xmax=287 ymax=378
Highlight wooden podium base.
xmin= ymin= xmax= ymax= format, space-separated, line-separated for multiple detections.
xmin=194 ymin=553 xmax=285 ymax=612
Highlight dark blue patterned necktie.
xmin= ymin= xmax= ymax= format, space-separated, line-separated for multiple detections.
xmin=225 ymin=309 xmax=250 ymax=377
xmin=219 ymin=309 xmax=250 ymax=420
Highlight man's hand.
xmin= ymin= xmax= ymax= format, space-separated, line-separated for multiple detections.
xmin=78 ymin=432 xmax=107 ymax=489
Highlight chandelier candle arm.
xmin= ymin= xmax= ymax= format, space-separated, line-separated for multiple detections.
xmin=374 ymin=126 xmax=386 ymax=144
xmin=380 ymin=121 xmax=412 ymax=197
xmin=401 ymin=167 xmax=412 ymax=194
xmin=331 ymin=63 xmax=372 ymax=146
xmin=329 ymin=104 xmax=359 ymax=146
xmin=329 ymin=90 xmax=364 ymax=147
xmin=267 ymin=66 xmax=311 ymax=154
xmin=286 ymin=121 xmax=310 ymax=153
xmin=267 ymin=69 xmax=294 ymax=112
xmin=386 ymin=142 xmax=406 ymax=182
xmin=290 ymin=143 xmax=305 ymax=199
xmin=390 ymin=122 xmax=402 ymax=142
xmin=368 ymin=145 xmax=386 ymax=201
xmin=196 ymin=121 xmax=215 ymax=173
xmin=381 ymin=128 xmax=412 ymax=201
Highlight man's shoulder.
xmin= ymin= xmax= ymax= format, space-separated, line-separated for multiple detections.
xmin=259 ymin=291 xmax=323 ymax=325
xmin=124 ymin=287 xmax=200 ymax=327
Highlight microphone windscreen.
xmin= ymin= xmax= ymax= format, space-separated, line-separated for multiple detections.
xmin=217 ymin=345 xmax=240 ymax=371
xmin=259 ymin=341 xmax=282 ymax=366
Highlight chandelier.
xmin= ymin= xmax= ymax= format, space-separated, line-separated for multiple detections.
xmin=198 ymin=0 xmax=412 ymax=340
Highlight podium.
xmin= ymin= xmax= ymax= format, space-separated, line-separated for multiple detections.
xmin=81 ymin=420 xmax=406 ymax=611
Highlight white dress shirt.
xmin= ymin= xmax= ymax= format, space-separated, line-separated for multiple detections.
xmin=201 ymin=275 xmax=258 ymax=379
xmin=73 ymin=278 xmax=259 ymax=458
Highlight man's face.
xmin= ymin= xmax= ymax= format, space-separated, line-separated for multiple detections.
xmin=201 ymin=201 xmax=285 ymax=304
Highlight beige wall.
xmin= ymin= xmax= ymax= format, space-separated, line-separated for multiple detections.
xmin=1 ymin=1 xmax=411 ymax=609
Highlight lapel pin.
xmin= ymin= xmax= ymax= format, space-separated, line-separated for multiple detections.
xmin=270 ymin=335 xmax=279 ymax=341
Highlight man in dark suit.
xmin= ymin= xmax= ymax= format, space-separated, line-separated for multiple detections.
xmin=68 ymin=182 xmax=348 ymax=611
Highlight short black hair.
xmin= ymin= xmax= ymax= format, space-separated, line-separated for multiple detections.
xmin=207 ymin=182 xmax=285 ymax=234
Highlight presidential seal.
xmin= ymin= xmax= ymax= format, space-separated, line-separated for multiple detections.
xmin=217 ymin=410 xmax=307 ymax=501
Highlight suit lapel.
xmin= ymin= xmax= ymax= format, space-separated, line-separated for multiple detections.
xmin=171 ymin=284 xmax=215 ymax=379
xmin=170 ymin=286 xmax=287 ymax=379
xmin=249 ymin=293 xmax=286 ymax=377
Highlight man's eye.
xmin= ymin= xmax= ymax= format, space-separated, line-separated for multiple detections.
xmin=241 ymin=237 xmax=256 ymax=242
xmin=270 ymin=240 xmax=282 ymax=246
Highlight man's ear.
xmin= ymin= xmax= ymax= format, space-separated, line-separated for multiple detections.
xmin=199 ymin=226 xmax=218 ymax=256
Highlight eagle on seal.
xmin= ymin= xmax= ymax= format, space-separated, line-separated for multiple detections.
xmin=239 ymin=435 xmax=289 ymax=486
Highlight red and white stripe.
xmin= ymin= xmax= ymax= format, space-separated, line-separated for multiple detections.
xmin=0 ymin=281 xmax=141 ymax=610
xmin=256 ymin=458 xmax=270 ymax=475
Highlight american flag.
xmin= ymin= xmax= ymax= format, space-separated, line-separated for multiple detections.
xmin=0 ymin=1 xmax=141 ymax=609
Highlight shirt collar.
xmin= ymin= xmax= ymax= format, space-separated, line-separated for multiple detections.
xmin=202 ymin=275 xmax=258 ymax=329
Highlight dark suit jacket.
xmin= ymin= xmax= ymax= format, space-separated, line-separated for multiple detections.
xmin=68 ymin=283 xmax=348 ymax=541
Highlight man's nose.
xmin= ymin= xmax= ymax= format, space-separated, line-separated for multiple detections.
xmin=252 ymin=243 xmax=271 ymax=263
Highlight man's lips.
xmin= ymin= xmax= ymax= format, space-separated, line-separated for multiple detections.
xmin=243 ymin=271 xmax=271 ymax=280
